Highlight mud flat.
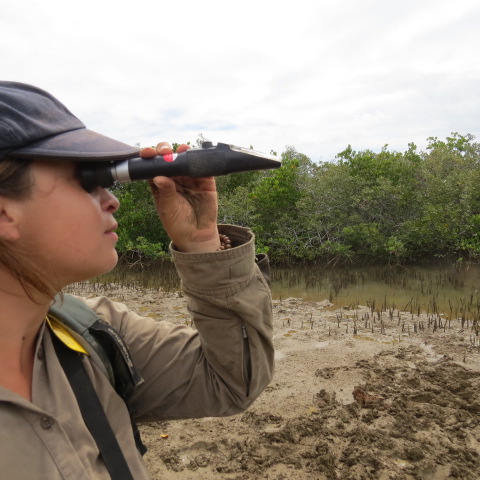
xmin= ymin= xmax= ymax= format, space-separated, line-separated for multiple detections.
xmin=69 ymin=283 xmax=480 ymax=480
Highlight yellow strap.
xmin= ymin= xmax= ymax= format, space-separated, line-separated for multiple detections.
xmin=46 ymin=315 xmax=89 ymax=355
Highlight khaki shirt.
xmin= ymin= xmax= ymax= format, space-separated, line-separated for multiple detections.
xmin=0 ymin=225 xmax=274 ymax=479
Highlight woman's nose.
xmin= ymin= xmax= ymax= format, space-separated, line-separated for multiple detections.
xmin=97 ymin=187 xmax=120 ymax=213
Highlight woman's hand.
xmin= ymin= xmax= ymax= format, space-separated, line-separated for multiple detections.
xmin=141 ymin=142 xmax=220 ymax=253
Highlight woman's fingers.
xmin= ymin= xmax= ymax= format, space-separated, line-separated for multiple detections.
xmin=140 ymin=142 xmax=191 ymax=158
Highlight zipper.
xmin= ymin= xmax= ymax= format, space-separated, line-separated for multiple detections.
xmin=242 ymin=324 xmax=252 ymax=396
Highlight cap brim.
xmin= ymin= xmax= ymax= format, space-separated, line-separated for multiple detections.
xmin=8 ymin=127 xmax=140 ymax=162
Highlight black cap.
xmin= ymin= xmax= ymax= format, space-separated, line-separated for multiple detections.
xmin=0 ymin=81 xmax=140 ymax=162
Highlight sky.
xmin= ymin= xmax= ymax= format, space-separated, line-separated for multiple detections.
xmin=2 ymin=0 xmax=480 ymax=162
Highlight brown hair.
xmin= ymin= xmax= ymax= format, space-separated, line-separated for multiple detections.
xmin=0 ymin=159 xmax=58 ymax=299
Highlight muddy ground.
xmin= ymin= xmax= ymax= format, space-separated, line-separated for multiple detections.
xmin=69 ymin=283 xmax=480 ymax=480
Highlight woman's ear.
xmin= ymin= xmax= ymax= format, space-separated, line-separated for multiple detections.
xmin=0 ymin=200 xmax=21 ymax=241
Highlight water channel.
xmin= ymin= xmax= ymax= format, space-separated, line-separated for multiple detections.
xmin=101 ymin=259 xmax=480 ymax=316
xmin=270 ymin=262 xmax=480 ymax=315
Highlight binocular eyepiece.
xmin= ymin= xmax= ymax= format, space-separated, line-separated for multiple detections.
xmin=79 ymin=142 xmax=281 ymax=192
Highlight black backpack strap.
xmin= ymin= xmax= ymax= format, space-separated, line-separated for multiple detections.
xmin=48 ymin=295 xmax=147 ymax=456
xmin=88 ymin=318 xmax=144 ymax=399
xmin=53 ymin=336 xmax=136 ymax=480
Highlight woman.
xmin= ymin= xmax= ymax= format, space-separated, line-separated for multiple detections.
xmin=0 ymin=82 xmax=274 ymax=479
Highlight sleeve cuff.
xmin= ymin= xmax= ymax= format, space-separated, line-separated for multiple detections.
xmin=170 ymin=225 xmax=257 ymax=296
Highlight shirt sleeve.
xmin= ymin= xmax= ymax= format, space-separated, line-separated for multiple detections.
xmin=85 ymin=225 xmax=274 ymax=422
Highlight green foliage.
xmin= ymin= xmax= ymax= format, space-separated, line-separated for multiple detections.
xmin=403 ymin=133 xmax=480 ymax=259
xmin=216 ymin=170 xmax=258 ymax=195
xmin=110 ymin=181 xmax=169 ymax=259
xmin=426 ymin=132 xmax=474 ymax=153
xmin=246 ymin=147 xmax=315 ymax=261
xmin=112 ymin=133 xmax=480 ymax=265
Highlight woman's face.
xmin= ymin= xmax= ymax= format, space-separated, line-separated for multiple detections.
xmin=16 ymin=160 xmax=120 ymax=287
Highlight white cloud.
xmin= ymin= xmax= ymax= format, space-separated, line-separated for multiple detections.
xmin=2 ymin=0 xmax=480 ymax=161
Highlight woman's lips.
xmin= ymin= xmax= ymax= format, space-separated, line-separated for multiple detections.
xmin=105 ymin=223 xmax=119 ymax=241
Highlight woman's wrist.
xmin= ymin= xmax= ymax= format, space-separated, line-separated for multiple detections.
xmin=173 ymin=233 xmax=234 ymax=253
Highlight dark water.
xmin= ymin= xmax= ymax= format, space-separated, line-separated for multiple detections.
xmin=271 ymin=262 xmax=480 ymax=315
xmin=99 ymin=260 xmax=480 ymax=316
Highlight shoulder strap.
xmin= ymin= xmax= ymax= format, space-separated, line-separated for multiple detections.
xmin=49 ymin=294 xmax=144 ymax=397
xmin=48 ymin=294 xmax=147 ymax=456
xmin=52 ymin=336 xmax=136 ymax=480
